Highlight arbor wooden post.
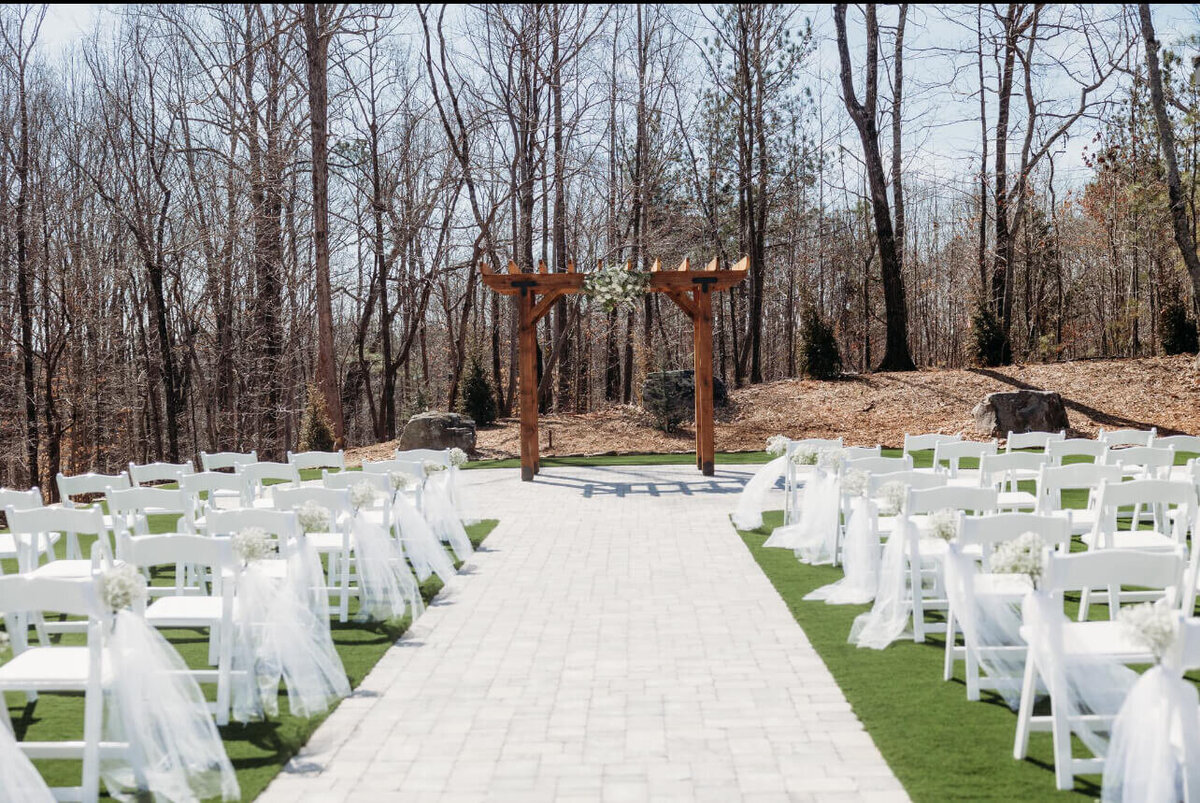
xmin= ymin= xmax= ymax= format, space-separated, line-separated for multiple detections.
xmin=480 ymin=257 xmax=746 ymax=481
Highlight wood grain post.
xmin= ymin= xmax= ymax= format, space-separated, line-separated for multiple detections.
xmin=693 ymin=283 xmax=715 ymax=476
xmin=518 ymin=285 xmax=538 ymax=481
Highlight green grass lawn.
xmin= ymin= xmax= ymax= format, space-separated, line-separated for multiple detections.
xmin=2 ymin=516 xmax=498 ymax=801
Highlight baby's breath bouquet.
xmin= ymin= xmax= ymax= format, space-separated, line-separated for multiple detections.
xmin=990 ymin=531 xmax=1045 ymax=588
xmin=926 ymin=508 xmax=959 ymax=541
xmin=791 ymin=446 xmax=819 ymax=466
xmin=391 ymin=471 xmax=418 ymax=491
xmin=1119 ymin=601 xmax=1178 ymax=663
xmin=233 ymin=526 xmax=275 ymax=563
xmin=350 ymin=480 xmax=377 ymax=511
xmin=423 ymin=461 xmax=448 ymax=475
xmin=99 ymin=564 xmax=149 ymax=611
xmin=817 ymin=447 xmax=849 ymax=474
xmin=878 ymin=481 xmax=908 ymax=515
xmin=766 ymin=435 xmax=790 ymax=457
xmin=449 ymin=447 xmax=469 ymax=468
xmin=841 ymin=469 xmax=870 ymax=498
xmin=583 ymin=264 xmax=649 ymax=313
xmin=297 ymin=500 xmax=331 ymax=534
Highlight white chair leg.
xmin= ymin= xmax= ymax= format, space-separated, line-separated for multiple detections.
xmin=1013 ymin=654 xmax=1038 ymax=760
xmin=965 ymin=643 xmax=981 ymax=702
xmin=1050 ymin=697 xmax=1074 ymax=791
xmin=339 ymin=549 xmax=351 ymax=623
xmin=1078 ymin=586 xmax=1092 ymax=621
xmin=942 ymin=605 xmax=957 ymax=681
xmin=910 ymin=559 xmax=926 ymax=643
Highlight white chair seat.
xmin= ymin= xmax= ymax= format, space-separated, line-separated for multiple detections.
xmin=1080 ymin=530 xmax=1178 ymax=551
xmin=1020 ymin=620 xmax=1153 ymax=661
xmin=0 ymin=646 xmax=113 ymax=689
xmin=305 ymin=532 xmax=347 ymax=552
xmin=974 ymin=572 xmax=1034 ymax=598
xmin=997 ymin=491 xmax=1037 ymax=511
xmin=0 ymin=532 xmax=60 ymax=559
xmin=145 ymin=595 xmax=226 ymax=625
xmin=25 ymin=559 xmax=125 ymax=579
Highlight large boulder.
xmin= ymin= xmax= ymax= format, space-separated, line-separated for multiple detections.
xmin=641 ymin=370 xmax=728 ymax=432
xmin=972 ymin=390 xmax=1070 ymax=437
xmin=398 ymin=411 xmax=476 ymax=452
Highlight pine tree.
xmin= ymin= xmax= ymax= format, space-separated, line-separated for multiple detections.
xmin=458 ymin=356 xmax=497 ymax=426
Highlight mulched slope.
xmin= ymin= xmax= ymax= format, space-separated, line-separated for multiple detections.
xmin=351 ymin=355 xmax=1200 ymax=461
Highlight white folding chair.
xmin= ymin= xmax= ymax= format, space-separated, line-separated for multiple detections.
xmin=902 ymin=485 xmax=999 ymax=643
xmin=200 ymin=450 xmax=259 ymax=472
xmin=238 ymin=461 xmax=301 ymax=502
xmin=127 ymin=460 xmax=194 ymax=487
xmin=181 ymin=471 xmax=250 ymax=517
xmin=57 ymin=471 xmax=129 ymax=558
xmin=865 ymin=469 xmax=947 ymax=540
xmin=1034 ymin=462 xmax=1124 ymax=535
xmin=287 ymin=449 xmax=345 ymax=473
xmin=363 ymin=459 xmax=426 ymax=511
xmin=903 ymin=433 xmax=961 ymax=459
xmin=1150 ymin=434 xmax=1200 ymax=455
xmin=1046 ymin=438 xmax=1107 ymax=466
xmin=324 ymin=470 xmax=394 ymax=532
xmin=979 ymin=452 xmax=1047 ymax=511
xmin=1005 ymin=430 xmax=1065 ymax=452
xmin=0 ymin=487 xmax=52 ymax=564
xmin=1098 ymin=427 xmax=1157 ymax=447
xmin=6 ymin=506 xmax=114 ymax=582
xmin=120 ymin=533 xmax=239 ymax=724
xmin=783 ymin=438 xmax=844 ymax=523
xmin=944 ymin=512 xmax=1072 ymax=698
xmin=106 ymin=486 xmax=196 ymax=537
xmin=0 ymin=572 xmax=121 ymax=802
xmin=272 ymin=486 xmax=357 ymax=622
xmin=1013 ymin=548 xmax=1189 ymax=790
xmin=933 ymin=439 xmax=997 ymax=482
xmin=1101 ymin=445 xmax=1176 ymax=480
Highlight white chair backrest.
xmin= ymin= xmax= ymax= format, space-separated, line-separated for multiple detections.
xmin=120 ymin=532 xmax=231 ymax=573
xmin=287 ymin=449 xmax=345 ymax=471
xmin=0 ymin=486 xmax=43 ymax=512
xmin=847 ymin=455 xmax=912 ymax=475
xmin=271 ymin=486 xmax=354 ymax=519
xmin=906 ymin=485 xmax=999 ymax=516
xmin=0 ymin=573 xmax=97 ymax=619
xmin=239 ymin=461 xmax=301 ymax=490
xmin=205 ymin=507 xmax=299 ymax=541
xmin=1046 ymin=438 xmax=1107 ymax=466
xmin=362 ymin=459 xmax=426 ymax=479
xmin=956 ymin=512 xmax=1072 ymax=557
xmin=903 ymin=433 xmax=961 ymax=455
xmin=106 ymin=486 xmax=195 ymax=535
xmin=1102 ymin=445 xmax=1175 ymax=478
xmin=1099 ymin=427 xmax=1157 ymax=447
xmin=322 ymin=470 xmax=392 ymax=495
xmin=933 ymin=439 xmax=997 ymax=477
xmin=1035 ymin=463 xmax=1124 ymax=512
xmin=127 ymin=461 xmax=194 ymax=486
xmin=6 ymin=505 xmax=113 ymax=565
xmin=200 ymin=450 xmax=258 ymax=472
xmin=395 ymin=448 xmax=451 ymax=467
xmin=1006 ymin=430 xmax=1065 ymax=452
xmin=785 ymin=438 xmax=843 ymax=457
xmin=845 ymin=445 xmax=882 ymax=459
xmin=57 ymin=471 xmax=131 ymax=506
xmin=979 ymin=451 xmax=1048 ymax=491
xmin=1043 ymin=547 xmax=1185 ymax=601
xmin=1172 ymin=616 xmax=1200 ymax=670
xmin=180 ymin=471 xmax=250 ymax=509
xmin=868 ymin=470 xmax=948 ymax=494
xmin=1152 ymin=435 xmax=1200 ymax=455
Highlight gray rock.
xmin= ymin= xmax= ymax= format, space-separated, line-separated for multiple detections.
xmin=642 ymin=370 xmax=728 ymax=432
xmin=972 ymin=390 xmax=1070 ymax=437
xmin=398 ymin=411 xmax=476 ymax=452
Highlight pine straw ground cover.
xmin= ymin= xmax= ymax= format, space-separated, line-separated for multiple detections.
xmin=346 ymin=354 xmax=1199 ymax=462
xmin=0 ymin=515 xmax=498 ymax=801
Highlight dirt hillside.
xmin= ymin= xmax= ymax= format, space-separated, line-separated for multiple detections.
xmin=350 ymin=355 xmax=1200 ymax=462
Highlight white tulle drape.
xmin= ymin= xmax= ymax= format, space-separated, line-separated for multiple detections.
xmin=0 ymin=717 xmax=55 ymax=803
xmin=942 ymin=546 xmax=1028 ymax=708
xmin=231 ymin=555 xmax=351 ymax=721
xmin=731 ymin=455 xmax=788 ymax=531
xmin=102 ymin=610 xmax=240 ymax=802
xmin=763 ymin=469 xmax=840 ymax=563
xmin=423 ymin=474 xmax=474 ymax=562
xmin=349 ymin=515 xmax=424 ymax=621
xmin=449 ymin=466 xmax=480 ymax=525
xmin=1102 ymin=663 xmax=1200 ymax=803
xmin=1022 ymin=591 xmax=1138 ymax=761
xmin=805 ymin=497 xmax=879 ymax=604
xmin=391 ymin=493 xmax=456 ymax=584
xmin=849 ymin=514 xmax=917 ymax=649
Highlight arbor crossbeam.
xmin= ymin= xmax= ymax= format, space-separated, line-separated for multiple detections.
xmin=480 ymin=257 xmax=748 ymax=481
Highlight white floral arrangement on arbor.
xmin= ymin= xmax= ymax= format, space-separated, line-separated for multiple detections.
xmin=1119 ymin=601 xmax=1178 ymax=664
xmin=582 ymin=263 xmax=650 ymax=313
xmin=449 ymin=447 xmax=469 ymax=467
xmin=841 ymin=469 xmax=870 ymax=498
xmin=233 ymin=526 xmax=275 ymax=564
xmin=766 ymin=435 xmax=790 ymax=457
xmin=390 ymin=471 xmax=419 ymax=491
xmin=791 ymin=446 xmax=819 ymax=466
xmin=297 ymin=500 xmax=332 ymax=534
xmin=926 ymin=508 xmax=959 ymax=541
xmin=878 ymin=481 xmax=908 ymax=515
xmin=350 ymin=480 xmax=377 ymax=511
xmin=99 ymin=564 xmax=149 ymax=611
xmin=423 ymin=461 xmax=448 ymax=475
xmin=989 ymin=531 xmax=1045 ymax=588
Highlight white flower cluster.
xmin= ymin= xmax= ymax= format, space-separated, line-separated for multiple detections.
xmin=841 ymin=469 xmax=870 ymax=498
xmin=1119 ymin=601 xmax=1178 ymax=663
xmin=582 ymin=264 xmax=650 ymax=313
xmin=350 ymin=480 xmax=377 ymax=510
xmin=297 ymin=500 xmax=331 ymax=534
xmin=878 ymin=481 xmax=908 ymax=515
xmin=449 ymin=447 xmax=469 ymax=467
xmin=0 ymin=630 xmax=11 ymax=655
xmin=390 ymin=471 xmax=418 ymax=491
xmin=926 ymin=508 xmax=959 ymax=541
xmin=423 ymin=461 xmax=448 ymax=475
xmin=791 ymin=446 xmax=819 ymax=466
xmin=98 ymin=564 xmax=148 ymax=611
xmin=989 ymin=531 xmax=1045 ymax=587
xmin=233 ymin=526 xmax=275 ymax=563
xmin=766 ymin=435 xmax=790 ymax=457
xmin=818 ymin=447 xmax=849 ymax=474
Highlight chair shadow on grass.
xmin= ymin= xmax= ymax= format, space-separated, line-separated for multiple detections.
xmin=967 ymin=367 xmax=1184 ymax=435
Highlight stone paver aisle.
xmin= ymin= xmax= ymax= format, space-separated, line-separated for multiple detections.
xmin=260 ymin=465 xmax=907 ymax=802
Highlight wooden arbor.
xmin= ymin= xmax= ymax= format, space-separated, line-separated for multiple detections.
xmin=480 ymin=257 xmax=749 ymax=481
